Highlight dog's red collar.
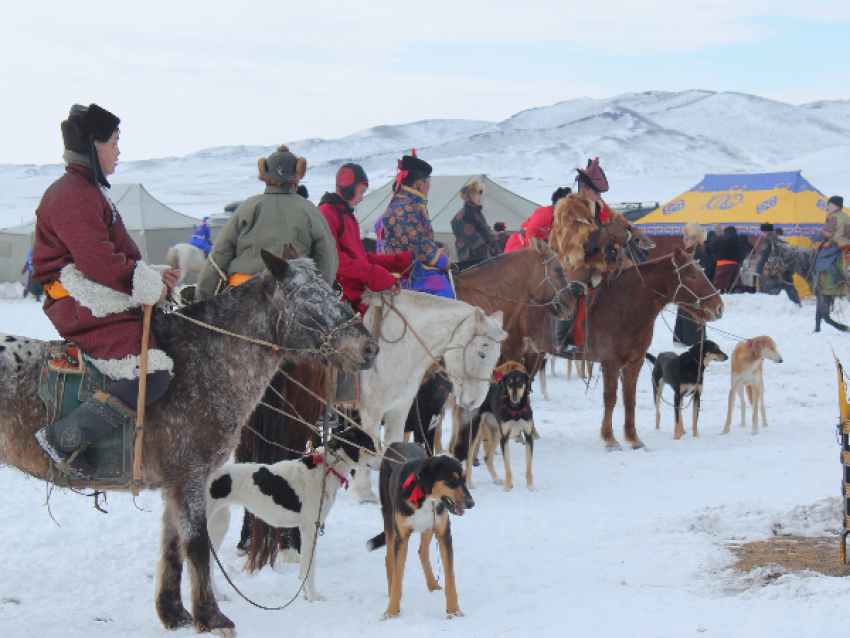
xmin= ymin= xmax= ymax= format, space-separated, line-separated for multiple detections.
xmin=311 ymin=455 xmax=350 ymax=491
xmin=402 ymin=472 xmax=425 ymax=508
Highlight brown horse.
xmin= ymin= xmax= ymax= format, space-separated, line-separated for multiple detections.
xmin=0 ymin=251 xmax=377 ymax=636
xmin=452 ymin=238 xmax=577 ymax=364
xmin=565 ymin=246 xmax=723 ymax=450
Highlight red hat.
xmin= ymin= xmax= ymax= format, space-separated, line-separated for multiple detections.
xmin=576 ymin=157 xmax=609 ymax=193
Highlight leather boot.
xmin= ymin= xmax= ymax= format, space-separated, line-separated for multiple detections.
xmin=35 ymin=391 xmax=130 ymax=479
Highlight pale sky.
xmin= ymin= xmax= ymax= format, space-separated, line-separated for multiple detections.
xmin=3 ymin=0 xmax=849 ymax=165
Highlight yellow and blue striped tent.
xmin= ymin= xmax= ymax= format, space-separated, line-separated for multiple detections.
xmin=636 ymin=171 xmax=833 ymax=243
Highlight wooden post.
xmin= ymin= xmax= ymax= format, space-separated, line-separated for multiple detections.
xmin=132 ymin=305 xmax=153 ymax=495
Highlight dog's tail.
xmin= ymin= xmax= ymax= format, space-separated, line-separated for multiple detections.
xmin=645 ymin=353 xmax=657 ymax=365
xmin=366 ymin=532 xmax=386 ymax=552
xmin=746 ymin=385 xmax=753 ymax=405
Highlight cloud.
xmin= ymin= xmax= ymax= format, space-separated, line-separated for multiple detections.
xmin=2 ymin=0 xmax=849 ymax=163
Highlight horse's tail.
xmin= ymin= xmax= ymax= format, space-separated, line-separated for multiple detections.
xmin=746 ymin=385 xmax=754 ymax=405
xmin=166 ymin=246 xmax=179 ymax=270
xmin=645 ymin=353 xmax=657 ymax=366
xmin=366 ymin=532 xmax=386 ymax=552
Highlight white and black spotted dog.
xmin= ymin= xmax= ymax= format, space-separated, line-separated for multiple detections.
xmin=205 ymin=425 xmax=382 ymax=602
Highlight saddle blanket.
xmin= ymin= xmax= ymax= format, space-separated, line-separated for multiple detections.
xmin=823 ymin=252 xmax=849 ymax=297
xmin=37 ymin=341 xmax=136 ymax=488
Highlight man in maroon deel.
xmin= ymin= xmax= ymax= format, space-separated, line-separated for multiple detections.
xmin=318 ymin=163 xmax=412 ymax=315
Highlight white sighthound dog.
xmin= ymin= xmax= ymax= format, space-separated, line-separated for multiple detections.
xmin=721 ymin=335 xmax=783 ymax=435
xmin=205 ymin=426 xmax=382 ymax=602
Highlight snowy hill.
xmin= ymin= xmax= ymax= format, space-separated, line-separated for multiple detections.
xmin=1 ymin=90 xmax=849 ymax=227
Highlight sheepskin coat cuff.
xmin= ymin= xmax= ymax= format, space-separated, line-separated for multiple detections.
xmin=90 ymin=348 xmax=174 ymax=380
xmin=59 ymin=261 xmax=164 ymax=318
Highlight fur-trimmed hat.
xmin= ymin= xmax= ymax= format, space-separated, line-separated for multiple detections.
xmin=551 ymin=186 xmax=572 ymax=204
xmin=829 ymin=195 xmax=844 ymax=209
xmin=258 ymin=146 xmax=306 ymax=187
xmin=460 ymin=180 xmax=485 ymax=201
xmin=576 ymin=157 xmax=608 ymax=193
xmin=760 ymin=222 xmax=774 ymax=233
xmin=683 ymin=220 xmax=707 ymax=243
xmin=61 ymin=103 xmax=120 ymax=153
xmin=336 ymin=163 xmax=368 ymax=202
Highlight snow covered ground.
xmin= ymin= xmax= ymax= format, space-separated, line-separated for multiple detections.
xmin=0 ymin=292 xmax=848 ymax=637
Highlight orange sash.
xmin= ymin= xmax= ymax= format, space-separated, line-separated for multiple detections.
xmin=228 ymin=273 xmax=254 ymax=287
xmin=715 ymin=260 xmax=738 ymax=266
xmin=44 ymin=281 xmax=69 ymax=299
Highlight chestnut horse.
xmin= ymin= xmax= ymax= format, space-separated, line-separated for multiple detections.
xmin=564 ymin=246 xmax=723 ymax=450
xmin=0 ymin=251 xmax=377 ymax=636
xmin=452 ymin=238 xmax=577 ymax=364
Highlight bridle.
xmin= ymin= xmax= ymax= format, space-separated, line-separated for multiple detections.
xmin=373 ymin=292 xmax=498 ymax=390
xmin=633 ymin=255 xmax=720 ymax=314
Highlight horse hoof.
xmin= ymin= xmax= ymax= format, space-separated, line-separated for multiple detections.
xmin=356 ymin=493 xmax=379 ymax=504
xmin=605 ymin=444 xmax=622 ymax=452
xmin=212 ymin=629 xmax=236 ymax=638
xmin=632 ymin=445 xmax=647 ymax=451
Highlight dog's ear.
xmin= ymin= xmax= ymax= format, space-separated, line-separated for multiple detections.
xmin=416 ymin=462 xmax=438 ymax=495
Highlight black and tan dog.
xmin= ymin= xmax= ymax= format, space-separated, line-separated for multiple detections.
xmin=646 ymin=339 xmax=728 ymax=439
xmin=466 ymin=361 xmax=535 ymax=491
xmin=366 ymin=442 xmax=474 ymax=620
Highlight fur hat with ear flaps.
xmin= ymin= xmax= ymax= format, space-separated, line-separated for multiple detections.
xmin=258 ymin=146 xmax=307 ymax=187
xmin=683 ymin=220 xmax=707 ymax=243
xmin=61 ymin=103 xmax=120 ymax=188
xmin=459 ymin=180 xmax=485 ymax=202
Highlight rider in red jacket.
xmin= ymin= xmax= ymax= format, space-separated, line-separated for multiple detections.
xmin=318 ymin=164 xmax=412 ymax=315
xmin=505 ymin=187 xmax=572 ymax=253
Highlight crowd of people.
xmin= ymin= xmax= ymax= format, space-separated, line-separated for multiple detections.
xmin=24 ymin=101 xmax=847 ymax=477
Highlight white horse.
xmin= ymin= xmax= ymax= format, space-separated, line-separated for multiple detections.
xmin=353 ymin=290 xmax=507 ymax=503
xmin=166 ymin=243 xmax=206 ymax=285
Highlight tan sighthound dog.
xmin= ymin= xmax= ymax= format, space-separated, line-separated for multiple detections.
xmin=721 ymin=336 xmax=783 ymax=435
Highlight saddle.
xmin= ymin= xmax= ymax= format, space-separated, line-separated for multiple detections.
xmin=37 ymin=341 xmax=137 ymax=488
xmin=823 ymin=253 xmax=850 ymax=297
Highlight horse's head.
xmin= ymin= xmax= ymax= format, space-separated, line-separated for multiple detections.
xmin=261 ymin=249 xmax=378 ymax=372
xmin=670 ymin=246 xmax=724 ymax=322
xmin=443 ymin=307 xmax=508 ymax=410
xmin=528 ymin=237 xmax=578 ymax=320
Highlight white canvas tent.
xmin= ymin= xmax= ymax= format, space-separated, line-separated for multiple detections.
xmin=355 ymin=175 xmax=540 ymax=260
xmin=0 ymin=183 xmax=199 ymax=284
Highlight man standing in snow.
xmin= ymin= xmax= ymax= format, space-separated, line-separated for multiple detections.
xmin=381 ymin=152 xmax=454 ymax=298
xmin=318 ymin=163 xmax=412 ymax=315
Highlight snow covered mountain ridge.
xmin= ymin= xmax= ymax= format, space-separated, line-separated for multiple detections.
xmin=1 ymin=89 xmax=848 ymax=226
